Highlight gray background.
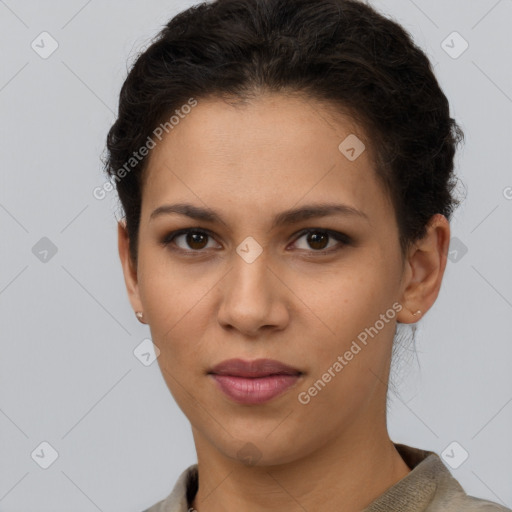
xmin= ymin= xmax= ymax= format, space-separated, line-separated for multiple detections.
xmin=0 ymin=0 xmax=511 ymax=510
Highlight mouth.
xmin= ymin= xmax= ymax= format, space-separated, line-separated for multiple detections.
xmin=208 ymin=358 xmax=303 ymax=378
xmin=208 ymin=358 xmax=304 ymax=404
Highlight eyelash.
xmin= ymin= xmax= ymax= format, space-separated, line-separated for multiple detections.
xmin=160 ymin=228 xmax=352 ymax=256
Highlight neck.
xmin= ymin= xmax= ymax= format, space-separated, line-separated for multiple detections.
xmin=190 ymin=424 xmax=410 ymax=512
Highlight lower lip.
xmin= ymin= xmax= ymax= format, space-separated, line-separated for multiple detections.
xmin=210 ymin=374 xmax=301 ymax=404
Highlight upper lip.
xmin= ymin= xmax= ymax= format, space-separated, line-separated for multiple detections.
xmin=208 ymin=358 xmax=303 ymax=377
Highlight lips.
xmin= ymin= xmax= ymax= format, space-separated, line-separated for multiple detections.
xmin=208 ymin=358 xmax=304 ymax=404
xmin=208 ymin=358 xmax=303 ymax=378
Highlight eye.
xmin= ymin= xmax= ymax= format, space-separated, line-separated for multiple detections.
xmin=161 ymin=229 xmax=220 ymax=252
xmin=290 ymin=229 xmax=351 ymax=254
xmin=161 ymin=228 xmax=351 ymax=255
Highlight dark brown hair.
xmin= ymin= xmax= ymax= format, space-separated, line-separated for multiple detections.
xmin=104 ymin=0 xmax=464 ymax=264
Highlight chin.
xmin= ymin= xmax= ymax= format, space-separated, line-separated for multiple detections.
xmin=211 ymin=433 xmax=311 ymax=468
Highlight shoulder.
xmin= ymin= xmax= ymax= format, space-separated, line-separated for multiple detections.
xmin=428 ymin=491 xmax=511 ymax=511
xmin=427 ymin=467 xmax=510 ymax=511
xmin=393 ymin=444 xmax=511 ymax=512
xmin=414 ymin=451 xmax=510 ymax=511
xmin=141 ymin=464 xmax=198 ymax=512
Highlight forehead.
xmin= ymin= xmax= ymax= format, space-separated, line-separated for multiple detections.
xmin=140 ymin=93 xmax=391 ymax=225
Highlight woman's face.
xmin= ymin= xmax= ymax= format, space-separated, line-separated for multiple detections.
xmin=126 ymin=93 xmax=411 ymax=465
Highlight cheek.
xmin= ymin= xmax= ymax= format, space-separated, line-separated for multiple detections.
xmin=295 ymin=266 xmax=399 ymax=414
xmin=312 ymin=254 xmax=398 ymax=324
xmin=136 ymin=253 xmax=223 ymax=372
xmin=137 ymin=244 xmax=212 ymax=323
xmin=303 ymin=254 xmax=402 ymax=372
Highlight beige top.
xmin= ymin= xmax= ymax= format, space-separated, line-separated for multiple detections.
xmin=143 ymin=444 xmax=510 ymax=511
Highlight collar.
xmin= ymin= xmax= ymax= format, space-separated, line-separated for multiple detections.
xmin=148 ymin=444 xmax=462 ymax=512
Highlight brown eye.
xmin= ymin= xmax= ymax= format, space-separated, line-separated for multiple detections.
xmin=291 ymin=229 xmax=351 ymax=254
xmin=162 ymin=229 xmax=220 ymax=252
xmin=185 ymin=231 xmax=209 ymax=250
xmin=306 ymin=232 xmax=329 ymax=250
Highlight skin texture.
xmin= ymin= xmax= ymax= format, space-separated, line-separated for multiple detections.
xmin=118 ymin=93 xmax=450 ymax=512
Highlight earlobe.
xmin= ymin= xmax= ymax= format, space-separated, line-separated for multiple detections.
xmin=117 ymin=220 xmax=143 ymax=314
xmin=396 ymin=214 xmax=450 ymax=324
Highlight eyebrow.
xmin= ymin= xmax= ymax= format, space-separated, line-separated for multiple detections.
xmin=150 ymin=202 xmax=368 ymax=229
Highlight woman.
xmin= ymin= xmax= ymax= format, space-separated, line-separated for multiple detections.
xmin=104 ymin=0 xmax=510 ymax=510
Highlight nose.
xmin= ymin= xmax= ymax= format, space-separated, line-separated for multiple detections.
xmin=217 ymin=250 xmax=290 ymax=337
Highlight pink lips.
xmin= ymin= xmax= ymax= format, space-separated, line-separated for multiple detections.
xmin=208 ymin=358 xmax=303 ymax=405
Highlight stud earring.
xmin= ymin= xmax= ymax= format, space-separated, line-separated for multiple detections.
xmin=412 ymin=310 xmax=422 ymax=317
xmin=135 ymin=311 xmax=144 ymax=322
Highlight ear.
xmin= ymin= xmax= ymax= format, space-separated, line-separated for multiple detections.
xmin=117 ymin=220 xmax=144 ymax=317
xmin=396 ymin=214 xmax=450 ymax=324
